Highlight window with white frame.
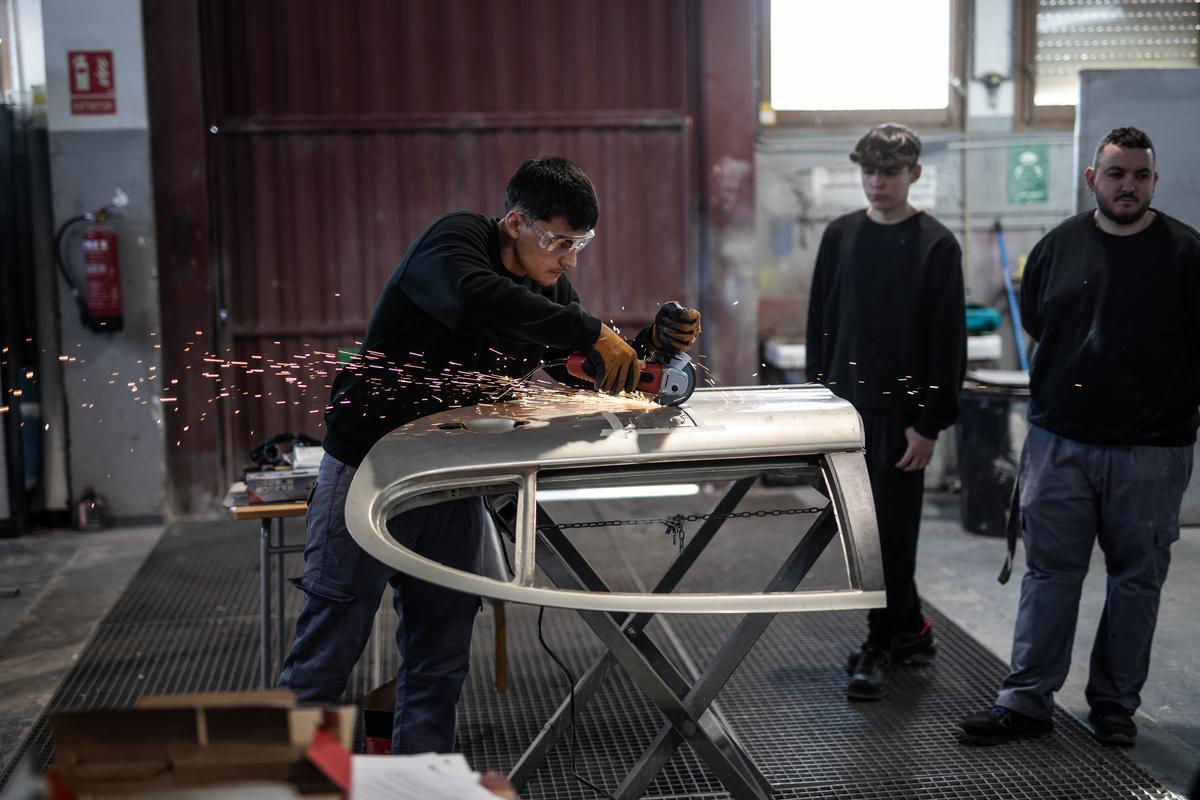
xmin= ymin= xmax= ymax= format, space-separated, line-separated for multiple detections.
xmin=761 ymin=0 xmax=966 ymax=128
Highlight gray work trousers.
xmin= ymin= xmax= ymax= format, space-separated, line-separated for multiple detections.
xmin=996 ymin=425 xmax=1191 ymax=720
xmin=279 ymin=453 xmax=484 ymax=754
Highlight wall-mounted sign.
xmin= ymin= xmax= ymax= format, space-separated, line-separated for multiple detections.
xmin=811 ymin=165 xmax=938 ymax=211
xmin=68 ymin=51 xmax=116 ymax=115
xmin=1008 ymin=145 xmax=1049 ymax=204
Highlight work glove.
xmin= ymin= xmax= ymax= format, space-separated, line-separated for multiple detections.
xmin=651 ymin=301 xmax=702 ymax=354
xmin=588 ymin=324 xmax=640 ymax=394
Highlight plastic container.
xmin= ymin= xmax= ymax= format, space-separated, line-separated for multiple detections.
xmin=955 ymin=371 xmax=1029 ymax=537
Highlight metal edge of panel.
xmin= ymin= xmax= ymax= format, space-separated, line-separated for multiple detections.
xmin=821 ymin=450 xmax=886 ymax=594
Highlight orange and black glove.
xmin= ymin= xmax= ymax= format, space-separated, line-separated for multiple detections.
xmin=588 ymin=324 xmax=639 ymax=394
xmin=651 ymin=301 xmax=702 ymax=354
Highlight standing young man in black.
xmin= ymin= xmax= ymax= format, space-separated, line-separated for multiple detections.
xmin=806 ymin=124 xmax=966 ymax=700
xmin=959 ymin=127 xmax=1200 ymax=746
xmin=278 ymin=156 xmax=701 ymax=754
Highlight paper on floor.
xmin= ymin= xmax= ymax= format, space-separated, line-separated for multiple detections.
xmin=351 ymin=753 xmax=501 ymax=799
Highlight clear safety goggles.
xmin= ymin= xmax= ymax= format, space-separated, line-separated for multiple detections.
xmin=519 ymin=211 xmax=595 ymax=255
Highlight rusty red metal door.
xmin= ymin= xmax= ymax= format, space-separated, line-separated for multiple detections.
xmin=200 ymin=0 xmax=700 ymax=479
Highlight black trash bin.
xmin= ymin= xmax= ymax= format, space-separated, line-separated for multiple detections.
xmin=955 ymin=370 xmax=1030 ymax=537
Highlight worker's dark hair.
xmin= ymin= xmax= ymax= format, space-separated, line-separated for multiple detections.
xmin=1093 ymin=126 xmax=1155 ymax=166
xmin=850 ymin=123 xmax=922 ymax=171
xmin=505 ymin=155 xmax=599 ymax=231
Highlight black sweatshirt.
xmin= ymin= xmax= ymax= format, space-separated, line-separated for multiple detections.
xmin=323 ymin=212 xmax=603 ymax=467
xmin=806 ymin=210 xmax=966 ymax=439
xmin=1021 ymin=210 xmax=1200 ymax=446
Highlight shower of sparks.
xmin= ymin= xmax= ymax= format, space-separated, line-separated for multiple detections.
xmin=50 ymin=333 xmax=711 ymax=446
xmin=30 ymin=324 xmax=732 ymax=453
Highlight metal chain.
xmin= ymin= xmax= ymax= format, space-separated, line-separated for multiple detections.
xmin=538 ymin=506 xmax=824 ymax=551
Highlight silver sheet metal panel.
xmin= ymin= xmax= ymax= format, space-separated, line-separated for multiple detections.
xmin=345 ymin=385 xmax=885 ymax=613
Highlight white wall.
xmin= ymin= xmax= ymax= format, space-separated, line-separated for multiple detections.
xmin=40 ymin=0 xmax=164 ymax=518
xmin=42 ymin=0 xmax=146 ymax=131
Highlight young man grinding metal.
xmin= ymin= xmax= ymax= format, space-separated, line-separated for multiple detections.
xmin=278 ymin=155 xmax=701 ymax=754
xmin=806 ymin=123 xmax=966 ymax=701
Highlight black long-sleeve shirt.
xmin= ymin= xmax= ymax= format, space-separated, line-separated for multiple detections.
xmin=1021 ymin=210 xmax=1200 ymax=446
xmin=323 ymin=212 xmax=603 ymax=467
xmin=806 ymin=210 xmax=966 ymax=439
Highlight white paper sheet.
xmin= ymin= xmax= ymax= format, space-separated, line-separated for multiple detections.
xmin=351 ymin=753 xmax=501 ymax=800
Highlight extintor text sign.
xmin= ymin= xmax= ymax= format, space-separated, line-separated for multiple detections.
xmin=68 ymin=51 xmax=117 ymax=115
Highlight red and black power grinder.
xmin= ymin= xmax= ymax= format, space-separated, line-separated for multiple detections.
xmin=565 ymin=351 xmax=697 ymax=406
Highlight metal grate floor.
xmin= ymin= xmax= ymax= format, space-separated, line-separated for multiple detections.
xmin=0 ymin=494 xmax=1181 ymax=799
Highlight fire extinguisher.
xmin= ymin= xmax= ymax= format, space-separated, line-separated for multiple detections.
xmin=56 ymin=205 xmax=124 ymax=332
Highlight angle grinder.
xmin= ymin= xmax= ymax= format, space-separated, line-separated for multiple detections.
xmin=565 ymin=350 xmax=697 ymax=406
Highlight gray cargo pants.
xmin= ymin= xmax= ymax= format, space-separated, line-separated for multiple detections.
xmin=996 ymin=425 xmax=1191 ymax=720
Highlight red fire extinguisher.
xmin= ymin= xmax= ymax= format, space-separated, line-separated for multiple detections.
xmin=56 ymin=206 xmax=124 ymax=332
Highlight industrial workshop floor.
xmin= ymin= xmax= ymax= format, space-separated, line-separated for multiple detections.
xmin=1 ymin=486 xmax=1197 ymax=798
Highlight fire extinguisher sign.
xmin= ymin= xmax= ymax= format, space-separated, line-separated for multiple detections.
xmin=68 ymin=51 xmax=117 ymax=115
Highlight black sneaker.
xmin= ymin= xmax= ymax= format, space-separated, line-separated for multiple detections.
xmin=846 ymin=623 xmax=938 ymax=671
xmin=958 ymin=706 xmax=1053 ymax=745
xmin=847 ymin=645 xmax=891 ymax=701
xmin=1088 ymin=701 xmax=1137 ymax=745
xmin=890 ymin=621 xmax=937 ymax=665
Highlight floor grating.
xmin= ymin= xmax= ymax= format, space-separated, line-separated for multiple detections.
xmin=0 ymin=504 xmax=1181 ymax=799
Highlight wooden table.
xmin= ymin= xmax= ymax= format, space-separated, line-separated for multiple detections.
xmin=227 ymin=484 xmax=307 ymax=688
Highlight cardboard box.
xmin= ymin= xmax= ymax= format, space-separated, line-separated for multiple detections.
xmin=50 ymin=691 xmax=354 ymax=799
xmin=245 ymin=468 xmax=319 ymax=505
